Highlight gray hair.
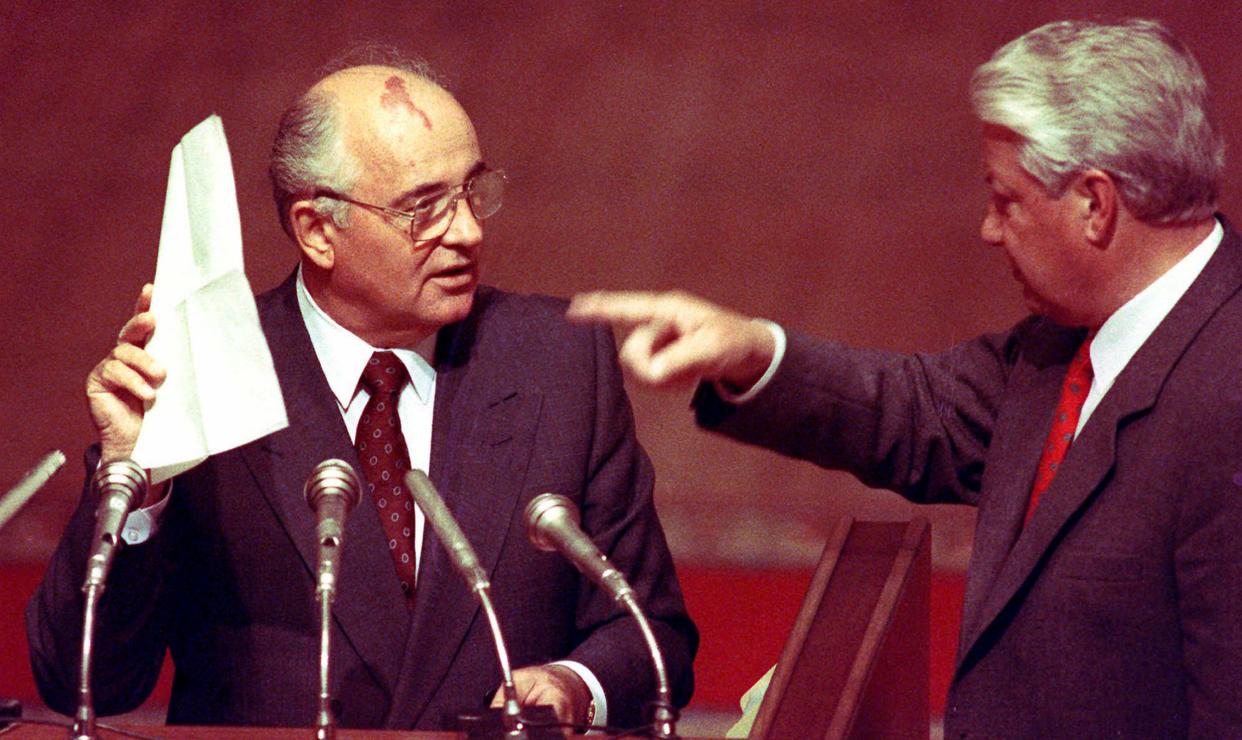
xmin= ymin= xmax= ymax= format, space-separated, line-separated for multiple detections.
xmin=971 ymin=18 xmax=1224 ymax=224
xmin=269 ymin=45 xmax=442 ymax=240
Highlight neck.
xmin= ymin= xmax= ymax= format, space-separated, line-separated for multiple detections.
xmin=301 ymin=262 xmax=437 ymax=349
xmin=1090 ymin=215 xmax=1215 ymax=328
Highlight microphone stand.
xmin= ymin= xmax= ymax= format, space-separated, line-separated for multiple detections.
xmin=404 ymin=471 xmax=526 ymax=739
xmin=0 ymin=449 xmax=66 ymax=728
xmin=316 ymin=592 xmax=334 ymax=740
xmin=478 ymin=584 xmax=525 ymax=738
xmin=304 ymin=460 xmax=362 ymax=740
xmin=73 ymin=459 xmax=147 ymax=740
xmin=618 ymin=593 xmax=676 ymax=739
xmin=525 ymin=493 xmax=678 ymax=739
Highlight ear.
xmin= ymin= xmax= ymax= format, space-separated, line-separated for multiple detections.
xmin=290 ymin=200 xmax=338 ymax=269
xmin=1072 ymin=169 xmax=1118 ymax=248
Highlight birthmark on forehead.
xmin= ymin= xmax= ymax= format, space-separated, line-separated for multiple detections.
xmin=380 ymin=76 xmax=433 ymax=130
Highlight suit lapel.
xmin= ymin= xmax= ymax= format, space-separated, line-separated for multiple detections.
xmin=956 ymin=328 xmax=1077 ymax=653
xmin=240 ymin=274 xmax=409 ymax=699
xmin=383 ymin=291 xmax=543 ymax=728
xmin=958 ymin=221 xmax=1242 ymax=668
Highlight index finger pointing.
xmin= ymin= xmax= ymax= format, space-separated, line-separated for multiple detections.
xmin=567 ymin=290 xmax=675 ymax=327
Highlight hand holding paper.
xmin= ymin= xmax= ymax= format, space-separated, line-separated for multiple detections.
xmin=122 ymin=115 xmax=288 ymax=483
xmin=85 ymin=283 xmax=163 ymax=464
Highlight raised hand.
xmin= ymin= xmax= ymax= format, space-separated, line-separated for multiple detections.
xmin=85 ymin=283 xmax=166 ymax=462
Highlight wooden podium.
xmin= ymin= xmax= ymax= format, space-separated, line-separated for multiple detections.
xmin=748 ymin=518 xmax=930 ymax=740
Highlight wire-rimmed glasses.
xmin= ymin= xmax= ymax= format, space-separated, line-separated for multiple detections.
xmin=315 ymin=168 xmax=507 ymax=243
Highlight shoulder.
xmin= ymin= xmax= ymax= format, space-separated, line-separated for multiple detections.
xmin=452 ymin=285 xmax=614 ymax=368
xmin=471 ymin=285 xmax=571 ymax=325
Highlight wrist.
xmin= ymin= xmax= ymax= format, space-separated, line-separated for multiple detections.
xmin=545 ymin=663 xmax=592 ymax=725
xmin=720 ymin=319 xmax=777 ymax=392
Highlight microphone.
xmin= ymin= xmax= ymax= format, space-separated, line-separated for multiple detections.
xmin=404 ymin=470 xmax=526 ymax=738
xmin=75 ymin=458 xmax=148 ymax=740
xmin=303 ymin=459 xmax=362 ymax=740
xmin=403 ymin=469 xmax=487 ymax=591
xmin=524 ymin=493 xmax=678 ymax=739
xmin=0 ymin=449 xmax=66 ymax=533
xmin=83 ymin=459 xmax=148 ymax=590
xmin=525 ymin=493 xmax=632 ymax=601
xmin=303 ymin=459 xmax=362 ymax=596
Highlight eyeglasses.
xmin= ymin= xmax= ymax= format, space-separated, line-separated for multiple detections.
xmin=315 ymin=168 xmax=507 ymax=243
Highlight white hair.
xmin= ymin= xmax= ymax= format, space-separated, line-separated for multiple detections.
xmin=971 ymin=18 xmax=1224 ymax=224
xmin=269 ymin=89 xmax=360 ymax=238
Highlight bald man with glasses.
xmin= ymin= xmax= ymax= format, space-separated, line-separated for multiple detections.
xmin=28 ymin=58 xmax=696 ymax=733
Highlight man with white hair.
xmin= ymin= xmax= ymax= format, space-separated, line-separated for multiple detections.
xmin=572 ymin=19 xmax=1242 ymax=737
xmin=29 ymin=55 xmax=696 ymax=731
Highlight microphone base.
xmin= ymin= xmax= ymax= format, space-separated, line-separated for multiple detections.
xmin=450 ymin=705 xmax=561 ymax=739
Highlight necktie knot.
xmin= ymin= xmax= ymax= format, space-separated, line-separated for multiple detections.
xmin=361 ymin=351 xmax=409 ymax=397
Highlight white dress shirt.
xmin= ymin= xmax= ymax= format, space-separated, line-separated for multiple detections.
xmin=296 ymin=270 xmax=437 ymax=573
xmin=1077 ymin=220 xmax=1222 ymax=435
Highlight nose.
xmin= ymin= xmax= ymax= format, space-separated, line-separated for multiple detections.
xmin=440 ymin=196 xmax=483 ymax=248
xmin=980 ymin=203 xmax=1003 ymax=246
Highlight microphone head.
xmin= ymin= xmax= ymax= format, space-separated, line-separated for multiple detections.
xmin=304 ymin=459 xmax=362 ymax=512
xmin=92 ymin=458 xmax=148 ymax=511
xmin=524 ymin=493 xmax=579 ymax=553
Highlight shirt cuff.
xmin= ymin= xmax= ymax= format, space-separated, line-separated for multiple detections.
xmin=714 ymin=319 xmax=787 ymax=404
xmin=551 ymin=659 xmax=607 ymax=731
xmin=121 ymin=480 xmax=173 ymax=545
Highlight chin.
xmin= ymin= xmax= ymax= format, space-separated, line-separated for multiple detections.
xmin=430 ymin=290 xmax=476 ymax=326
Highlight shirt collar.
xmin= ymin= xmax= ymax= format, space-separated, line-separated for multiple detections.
xmin=1089 ymin=219 xmax=1223 ymax=397
xmin=295 ymin=267 xmax=437 ymax=409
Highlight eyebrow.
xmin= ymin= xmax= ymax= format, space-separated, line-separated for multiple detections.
xmin=389 ymin=161 xmax=488 ymax=209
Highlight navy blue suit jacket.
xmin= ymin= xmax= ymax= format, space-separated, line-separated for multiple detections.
xmin=29 ymin=274 xmax=697 ymax=730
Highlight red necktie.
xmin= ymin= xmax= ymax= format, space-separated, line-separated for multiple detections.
xmin=1025 ymin=338 xmax=1094 ymax=525
xmin=355 ymin=352 xmax=418 ymax=604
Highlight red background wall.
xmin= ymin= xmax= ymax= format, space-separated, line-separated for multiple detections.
xmin=3 ymin=1 xmax=1241 ymax=728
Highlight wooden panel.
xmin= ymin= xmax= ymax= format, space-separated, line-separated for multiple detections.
xmin=750 ymin=518 xmax=930 ymax=740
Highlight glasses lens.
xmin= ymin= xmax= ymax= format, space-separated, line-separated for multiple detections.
xmin=410 ymin=170 xmax=506 ymax=242
xmin=466 ymin=170 xmax=506 ymax=221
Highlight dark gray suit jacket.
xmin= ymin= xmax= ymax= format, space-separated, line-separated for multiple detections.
xmin=28 ymin=274 xmax=697 ymax=730
xmin=697 ymin=223 xmax=1242 ymax=738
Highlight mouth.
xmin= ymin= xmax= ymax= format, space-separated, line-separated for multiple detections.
xmin=430 ymin=263 xmax=477 ymax=289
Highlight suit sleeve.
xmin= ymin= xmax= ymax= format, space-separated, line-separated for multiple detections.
xmin=25 ymin=446 xmax=172 ymax=716
xmin=563 ymin=323 xmax=698 ymax=730
xmin=694 ymin=325 xmax=1020 ymax=507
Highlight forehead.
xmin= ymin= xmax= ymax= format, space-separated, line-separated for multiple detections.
xmin=328 ymin=68 xmax=481 ymax=196
xmin=980 ymin=126 xmax=1039 ymax=191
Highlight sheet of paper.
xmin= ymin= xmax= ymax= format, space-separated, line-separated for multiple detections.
xmin=132 ymin=115 xmax=288 ymax=483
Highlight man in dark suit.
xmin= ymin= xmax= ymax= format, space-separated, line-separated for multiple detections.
xmin=570 ymin=19 xmax=1242 ymax=737
xmin=27 ymin=58 xmax=696 ymax=731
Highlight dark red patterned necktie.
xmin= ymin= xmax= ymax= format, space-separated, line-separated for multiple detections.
xmin=355 ymin=351 xmax=418 ymax=604
xmin=1025 ymin=338 xmax=1094 ymax=525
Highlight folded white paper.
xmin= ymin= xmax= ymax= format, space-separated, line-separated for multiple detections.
xmin=132 ymin=115 xmax=288 ymax=483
